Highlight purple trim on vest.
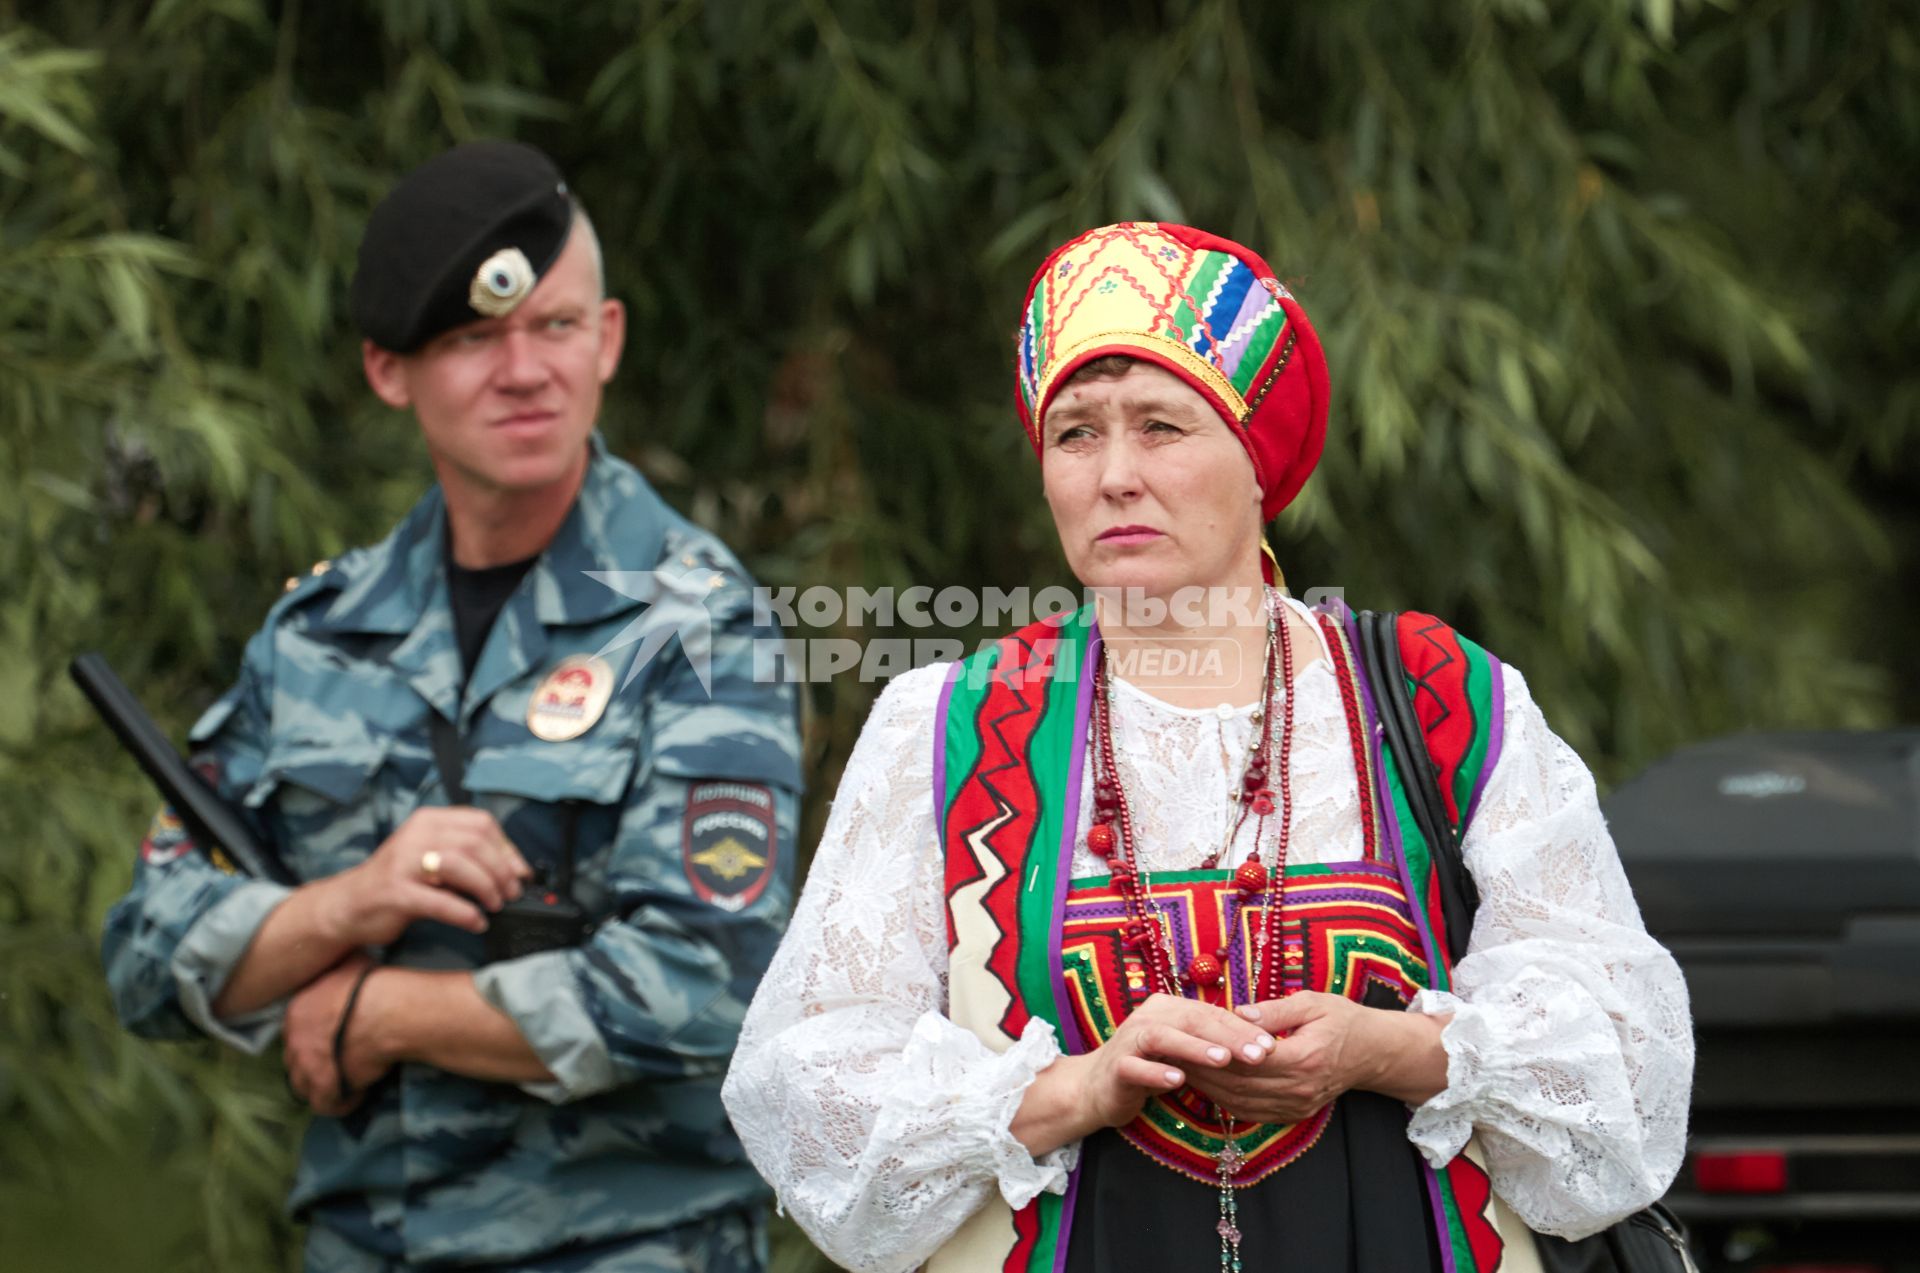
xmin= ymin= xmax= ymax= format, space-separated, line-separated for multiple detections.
xmin=1055 ymin=1171 xmax=1083 ymax=1273
xmin=1324 ymin=600 xmax=1462 ymax=1273
xmin=1423 ymin=1159 xmax=1461 ymax=1273
xmin=1049 ymin=626 xmax=1100 ymax=1058
xmin=932 ymin=661 xmax=962 ymax=827
xmin=1331 ymin=601 xmax=1445 ymax=982
xmin=1047 ymin=625 xmax=1101 ymax=1268
xmin=1462 ymin=653 xmax=1506 ymax=825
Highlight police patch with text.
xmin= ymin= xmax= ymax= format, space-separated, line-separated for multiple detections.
xmin=681 ymin=782 xmax=777 ymax=912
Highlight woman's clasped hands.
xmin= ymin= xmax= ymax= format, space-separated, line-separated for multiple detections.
xmin=1012 ymin=991 xmax=1448 ymax=1157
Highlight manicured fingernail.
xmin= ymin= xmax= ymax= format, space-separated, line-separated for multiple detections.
xmin=1242 ymin=1043 xmax=1264 ymax=1062
xmin=1258 ymin=1034 xmax=1275 ymax=1050
xmin=1164 ymin=1069 xmax=1182 ymax=1084
xmin=1207 ymin=1046 xmax=1229 ymax=1063
xmin=1235 ymin=1005 xmax=1259 ymax=1019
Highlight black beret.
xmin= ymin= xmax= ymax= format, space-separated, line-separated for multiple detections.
xmin=350 ymin=140 xmax=574 ymax=353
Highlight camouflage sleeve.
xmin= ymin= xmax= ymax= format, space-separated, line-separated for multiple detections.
xmin=476 ymin=596 xmax=802 ymax=1102
xmin=100 ymin=626 xmax=292 ymax=1049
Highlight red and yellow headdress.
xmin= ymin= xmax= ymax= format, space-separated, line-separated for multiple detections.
xmin=1014 ymin=222 xmax=1330 ymax=521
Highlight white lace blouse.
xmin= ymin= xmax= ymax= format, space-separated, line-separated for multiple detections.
xmin=722 ymin=605 xmax=1693 ymax=1272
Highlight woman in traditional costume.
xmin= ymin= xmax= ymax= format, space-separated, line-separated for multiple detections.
xmin=722 ymin=223 xmax=1692 ymax=1273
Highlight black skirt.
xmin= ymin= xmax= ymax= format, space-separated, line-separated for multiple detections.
xmin=1063 ymin=1088 xmax=1443 ymax=1273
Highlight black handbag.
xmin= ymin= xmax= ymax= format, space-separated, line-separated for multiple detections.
xmin=1530 ymin=1202 xmax=1699 ymax=1272
xmin=1353 ymin=610 xmax=1700 ymax=1273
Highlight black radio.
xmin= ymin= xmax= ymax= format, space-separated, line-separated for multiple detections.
xmin=427 ymin=709 xmax=599 ymax=962
xmin=485 ymin=889 xmax=590 ymax=961
xmin=483 ymin=798 xmax=593 ymax=962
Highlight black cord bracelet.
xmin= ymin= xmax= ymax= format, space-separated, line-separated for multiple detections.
xmin=331 ymin=959 xmax=383 ymax=1105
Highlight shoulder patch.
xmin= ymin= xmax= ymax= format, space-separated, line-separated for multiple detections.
xmin=139 ymin=804 xmax=193 ymax=868
xmin=682 ymin=781 xmax=777 ymax=912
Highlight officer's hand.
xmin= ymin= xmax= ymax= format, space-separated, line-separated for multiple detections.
xmin=284 ymin=953 xmax=388 ymax=1118
xmin=318 ymin=808 xmax=532 ymax=947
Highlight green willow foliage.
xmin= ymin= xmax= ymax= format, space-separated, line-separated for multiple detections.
xmin=2 ymin=1 xmax=1914 ymax=1267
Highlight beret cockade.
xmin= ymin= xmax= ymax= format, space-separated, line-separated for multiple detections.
xmin=350 ymin=140 xmax=574 ymax=353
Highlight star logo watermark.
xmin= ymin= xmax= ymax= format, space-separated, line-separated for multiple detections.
xmin=586 ymin=566 xmax=722 ymax=694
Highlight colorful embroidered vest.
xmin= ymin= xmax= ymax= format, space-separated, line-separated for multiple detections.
xmin=929 ymin=601 xmax=1538 ymax=1273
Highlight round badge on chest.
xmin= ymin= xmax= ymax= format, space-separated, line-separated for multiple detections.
xmin=526 ymin=654 xmax=616 ymax=741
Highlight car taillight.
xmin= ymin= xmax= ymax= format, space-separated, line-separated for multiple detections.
xmin=1692 ymin=1149 xmax=1788 ymax=1193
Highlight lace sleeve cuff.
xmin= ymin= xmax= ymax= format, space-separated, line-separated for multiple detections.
xmin=886 ymin=1013 xmax=1080 ymax=1208
xmin=1403 ymin=988 xmax=1481 ymax=1166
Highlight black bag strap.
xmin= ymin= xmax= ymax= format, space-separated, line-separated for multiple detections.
xmin=1355 ymin=610 xmax=1696 ymax=1272
xmin=428 ymin=710 xmax=470 ymax=806
xmin=1353 ymin=609 xmax=1479 ymax=967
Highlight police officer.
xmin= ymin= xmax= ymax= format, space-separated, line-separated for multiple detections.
xmin=101 ymin=141 xmax=803 ymax=1271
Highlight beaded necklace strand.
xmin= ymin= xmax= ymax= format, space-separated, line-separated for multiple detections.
xmin=1084 ymin=590 xmax=1299 ymax=1271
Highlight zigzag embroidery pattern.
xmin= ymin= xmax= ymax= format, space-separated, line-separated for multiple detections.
xmin=944 ymin=626 xmax=1062 ymax=1041
xmin=1406 ymin=616 xmax=1458 ymax=739
xmin=1402 ymin=614 xmax=1466 ymax=827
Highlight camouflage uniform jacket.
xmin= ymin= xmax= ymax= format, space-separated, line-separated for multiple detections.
xmin=101 ymin=434 xmax=803 ymax=1266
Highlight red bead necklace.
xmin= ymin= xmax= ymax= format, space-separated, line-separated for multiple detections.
xmin=1087 ymin=594 xmax=1297 ymax=996
xmin=1085 ymin=592 xmax=1300 ymax=1268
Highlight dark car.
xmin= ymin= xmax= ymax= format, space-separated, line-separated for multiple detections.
xmin=1606 ymin=729 xmax=1920 ymax=1273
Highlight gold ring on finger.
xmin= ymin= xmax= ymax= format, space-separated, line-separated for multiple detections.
xmin=421 ymin=849 xmax=443 ymax=883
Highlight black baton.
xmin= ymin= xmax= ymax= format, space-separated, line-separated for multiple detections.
xmin=69 ymin=652 xmax=297 ymax=885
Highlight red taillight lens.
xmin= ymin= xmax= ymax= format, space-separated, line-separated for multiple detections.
xmin=1693 ymin=1149 xmax=1788 ymax=1193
